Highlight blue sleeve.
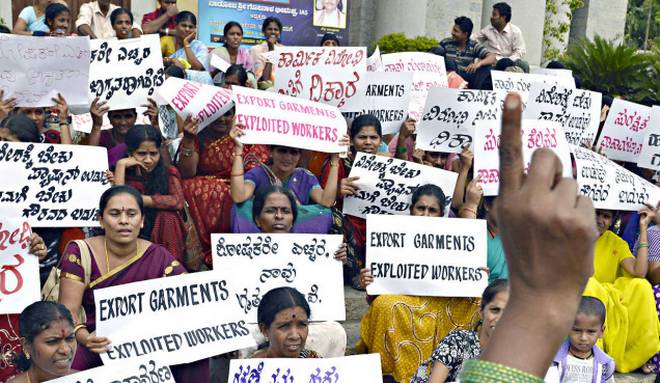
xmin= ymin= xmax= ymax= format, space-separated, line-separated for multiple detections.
xmin=19 ymin=6 xmax=35 ymax=23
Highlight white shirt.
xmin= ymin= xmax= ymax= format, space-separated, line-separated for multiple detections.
xmin=564 ymin=354 xmax=594 ymax=383
xmin=474 ymin=22 xmax=526 ymax=62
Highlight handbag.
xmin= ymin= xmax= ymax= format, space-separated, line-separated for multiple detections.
xmin=181 ymin=201 xmax=206 ymax=272
xmin=41 ymin=239 xmax=92 ymax=323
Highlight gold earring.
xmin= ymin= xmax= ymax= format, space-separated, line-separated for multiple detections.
xmin=25 ymin=351 xmax=30 ymax=360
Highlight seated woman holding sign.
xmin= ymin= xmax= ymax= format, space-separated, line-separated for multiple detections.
xmin=176 ymin=108 xmax=268 ymax=266
xmin=7 ymin=302 xmax=76 ymax=383
xmin=320 ymin=114 xmax=389 ymax=288
xmin=253 ymin=287 xmax=321 ymax=359
xmin=581 ymin=208 xmax=660 ymax=372
xmin=410 ymin=279 xmax=509 ymax=383
xmin=210 ymin=21 xmax=255 ymax=84
xmin=87 ymin=102 xmax=138 ymax=168
xmin=109 ymin=125 xmax=186 ymax=263
xmin=57 ymin=185 xmax=207 ymax=382
xmin=356 ymin=184 xmax=482 ymax=383
xmin=162 ymin=12 xmax=209 ymax=73
xmin=241 ymin=185 xmax=347 ymax=357
xmin=229 ymin=124 xmax=346 ymax=233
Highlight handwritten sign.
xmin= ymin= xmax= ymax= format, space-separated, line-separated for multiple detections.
xmin=89 ymin=35 xmax=164 ymax=111
xmin=343 ymin=153 xmax=458 ymax=219
xmin=273 ymin=47 xmax=367 ymax=108
xmin=210 ymin=53 xmax=231 ymax=73
xmin=0 ymin=218 xmax=38 ymax=314
xmin=491 ymin=70 xmax=575 ymax=103
xmin=473 ymin=119 xmax=572 ymax=196
xmin=211 ymin=233 xmax=345 ymax=322
xmin=524 ymin=83 xmax=602 ymax=147
xmin=0 ymin=34 xmax=90 ymax=107
xmin=637 ymin=106 xmax=660 ymax=171
xmin=95 ymin=271 xmax=256 ymax=367
xmin=366 ymin=215 xmax=487 ymax=297
xmin=574 ymin=146 xmax=660 ymax=211
xmin=367 ymin=46 xmax=383 ymax=72
xmin=597 ymin=99 xmax=652 ymax=162
xmin=47 ymin=359 xmax=174 ymax=383
xmin=382 ymin=52 xmax=448 ymax=121
xmin=229 ymin=354 xmax=383 ymax=383
xmin=71 ymin=107 xmax=151 ymax=134
xmin=156 ymin=77 xmax=233 ymax=132
xmin=233 ymin=85 xmax=347 ymax=153
xmin=417 ymin=88 xmax=506 ymax=153
xmin=0 ymin=143 xmax=110 ymax=227
xmin=340 ymin=71 xmax=413 ymax=135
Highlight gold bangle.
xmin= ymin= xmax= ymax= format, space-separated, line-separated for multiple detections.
xmin=232 ymin=152 xmax=243 ymax=158
xmin=73 ymin=323 xmax=87 ymax=334
xmin=330 ymin=161 xmax=339 ymax=168
xmin=461 ymin=207 xmax=477 ymax=216
xmin=231 ymin=172 xmax=244 ymax=177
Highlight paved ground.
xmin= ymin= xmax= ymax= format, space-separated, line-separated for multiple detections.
xmin=342 ymin=286 xmax=657 ymax=383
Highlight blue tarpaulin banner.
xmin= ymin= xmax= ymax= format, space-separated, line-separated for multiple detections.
xmin=198 ymin=0 xmax=350 ymax=47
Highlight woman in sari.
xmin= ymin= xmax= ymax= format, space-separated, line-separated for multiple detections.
xmin=57 ymin=185 xmax=205 ymax=381
xmin=645 ymin=210 xmax=660 ymax=373
xmin=111 ymin=125 xmax=185 ymax=262
xmin=239 ymin=185 xmax=347 ymax=357
xmin=252 ymin=287 xmax=320 ymax=359
xmin=356 ymin=184 xmax=482 ymax=383
xmin=7 ymin=302 xmax=76 ymax=383
xmin=162 ymin=11 xmax=210 ymax=84
xmin=87 ymin=102 xmax=138 ymax=168
xmin=210 ymin=21 xmax=253 ymax=76
xmin=249 ymin=17 xmax=284 ymax=89
xmin=230 ymin=125 xmax=344 ymax=233
xmin=582 ymin=208 xmax=660 ymax=372
xmin=177 ymin=108 xmax=268 ymax=266
xmin=320 ymin=114 xmax=385 ymax=288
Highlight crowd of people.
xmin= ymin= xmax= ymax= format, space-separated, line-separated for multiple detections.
xmin=0 ymin=0 xmax=658 ymax=382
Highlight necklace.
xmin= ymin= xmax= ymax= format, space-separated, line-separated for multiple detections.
xmin=104 ymin=238 xmax=139 ymax=274
xmin=26 ymin=372 xmax=32 ymax=383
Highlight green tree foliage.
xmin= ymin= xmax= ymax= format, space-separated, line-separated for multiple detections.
xmin=625 ymin=0 xmax=657 ymax=49
xmin=564 ymin=36 xmax=658 ymax=105
xmin=373 ymin=33 xmax=439 ymax=54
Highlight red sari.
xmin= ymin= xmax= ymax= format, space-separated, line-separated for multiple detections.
xmin=0 ymin=315 xmax=20 ymax=382
xmin=126 ymin=166 xmax=186 ymax=262
xmin=181 ymin=135 xmax=268 ymax=265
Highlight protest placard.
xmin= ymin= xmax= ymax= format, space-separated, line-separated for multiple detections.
xmin=229 ymin=354 xmax=383 ymax=383
xmin=89 ymin=35 xmax=164 ymax=111
xmin=95 ymin=271 xmax=256 ymax=367
xmin=340 ymin=71 xmax=413 ymax=135
xmin=156 ymin=77 xmax=233 ymax=132
xmin=0 ymin=218 xmax=38 ymax=314
xmin=0 ymin=34 xmax=90 ymax=107
xmin=0 ymin=143 xmax=110 ymax=227
xmin=491 ymin=70 xmax=575 ymax=102
xmin=524 ymin=83 xmax=602 ymax=147
xmin=71 ymin=107 xmax=151 ymax=134
xmin=574 ymin=145 xmax=660 ymax=211
xmin=367 ymin=46 xmax=383 ymax=72
xmin=232 ymin=85 xmax=347 ymax=153
xmin=637 ymin=106 xmax=660 ymax=171
xmin=273 ymin=47 xmax=367 ymax=108
xmin=343 ymin=153 xmax=458 ymax=219
xmin=530 ymin=67 xmax=575 ymax=86
xmin=211 ymin=233 xmax=345 ymax=322
xmin=382 ymin=52 xmax=448 ymax=121
xmin=597 ymin=99 xmax=652 ymax=162
xmin=210 ymin=53 xmax=231 ymax=73
xmin=474 ymin=119 xmax=572 ymax=196
xmin=47 ymin=359 xmax=174 ymax=383
xmin=366 ymin=215 xmax=487 ymax=297
xmin=416 ymin=88 xmax=506 ymax=153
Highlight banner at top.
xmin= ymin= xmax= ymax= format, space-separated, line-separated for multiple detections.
xmin=198 ymin=1 xmax=350 ymax=48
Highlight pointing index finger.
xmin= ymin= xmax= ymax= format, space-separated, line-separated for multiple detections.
xmin=499 ymin=93 xmax=524 ymax=195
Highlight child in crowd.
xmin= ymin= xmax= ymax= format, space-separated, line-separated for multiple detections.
xmin=551 ymin=296 xmax=615 ymax=383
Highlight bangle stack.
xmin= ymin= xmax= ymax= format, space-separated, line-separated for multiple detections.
xmin=73 ymin=323 xmax=88 ymax=334
xmin=638 ymin=242 xmax=649 ymax=249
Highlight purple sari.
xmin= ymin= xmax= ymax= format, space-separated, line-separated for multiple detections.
xmin=230 ymin=165 xmax=332 ymax=234
xmin=60 ymin=240 xmax=207 ymax=382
